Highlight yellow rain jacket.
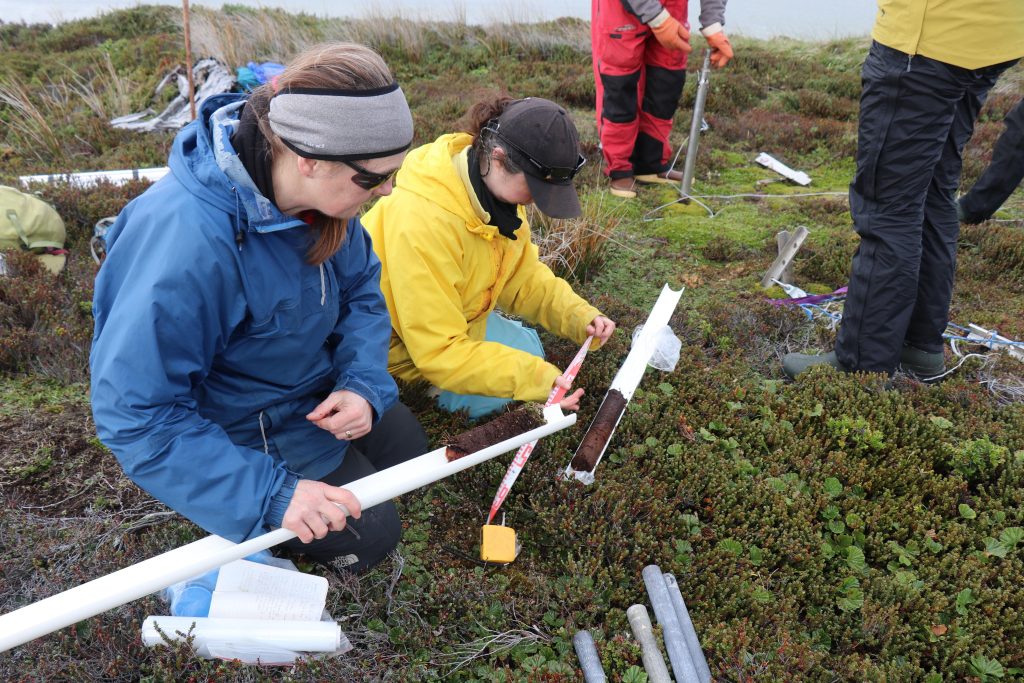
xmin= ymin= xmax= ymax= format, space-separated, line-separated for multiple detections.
xmin=362 ymin=133 xmax=602 ymax=402
xmin=873 ymin=0 xmax=1024 ymax=70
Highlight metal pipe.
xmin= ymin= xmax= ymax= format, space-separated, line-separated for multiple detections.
xmin=181 ymin=0 xmax=197 ymax=120
xmin=626 ymin=604 xmax=672 ymax=683
xmin=680 ymin=51 xmax=712 ymax=200
xmin=664 ymin=573 xmax=712 ymax=683
xmin=642 ymin=564 xmax=700 ymax=683
xmin=573 ymin=630 xmax=606 ymax=682
xmin=0 ymin=410 xmax=575 ymax=652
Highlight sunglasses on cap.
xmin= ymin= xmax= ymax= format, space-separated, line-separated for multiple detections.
xmin=488 ymin=130 xmax=587 ymax=182
xmin=341 ymin=159 xmax=399 ymax=191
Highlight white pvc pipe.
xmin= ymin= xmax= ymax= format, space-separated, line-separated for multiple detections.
xmin=626 ymin=604 xmax=672 ymax=683
xmin=566 ymin=284 xmax=683 ymax=484
xmin=0 ymin=408 xmax=575 ymax=652
xmin=18 ymin=167 xmax=170 ymax=188
xmin=141 ymin=616 xmax=341 ymax=652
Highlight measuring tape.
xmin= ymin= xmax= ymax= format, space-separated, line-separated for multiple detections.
xmin=485 ymin=336 xmax=594 ymax=524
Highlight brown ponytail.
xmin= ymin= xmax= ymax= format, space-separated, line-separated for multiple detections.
xmin=458 ymin=95 xmax=516 ymax=137
xmin=457 ymin=95 xmax=526 ymax=175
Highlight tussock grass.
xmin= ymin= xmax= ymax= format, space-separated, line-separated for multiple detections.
xmin=533 ymin=192 xmax=626 ymax=284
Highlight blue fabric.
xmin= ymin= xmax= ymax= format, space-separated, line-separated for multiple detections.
xmin=236 ymin=62 xmax=285 ymax=92
xmin=235 ymin=66 xmax=260 ymax=91
xmin=436 ymin=312 xmax=545 ymax=420
xmin=249 ymin=61 xmax=285 ymax=84
xmin=91 ymin=92 xmax=398 ymax=542
xmin=163 ymin=550 xmax=278 ymax=617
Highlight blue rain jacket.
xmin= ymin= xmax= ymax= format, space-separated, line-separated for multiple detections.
xmin=91 ymin=93 xmax=398 ymax=542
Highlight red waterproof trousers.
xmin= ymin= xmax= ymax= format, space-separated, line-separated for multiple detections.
xmin=591 ymin=0 xmax=689 ymax=178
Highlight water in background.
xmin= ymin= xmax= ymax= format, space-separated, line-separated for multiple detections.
xmin=3 ymin=0 xmax=877 ymax=40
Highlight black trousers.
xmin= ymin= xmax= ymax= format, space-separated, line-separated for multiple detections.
xmin=281 ymin=402 xmax=427 ymax=572
xmin=960 ymin=97 xmax=1024 ymax=223
xmin=835 ymin=42 xmax=1016 ymax=373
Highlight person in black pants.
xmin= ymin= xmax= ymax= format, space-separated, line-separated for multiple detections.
xmin=279 ymin=402 xmax=427 ymax=573
xmin=959 ymin=97 xmax=1024 ymax=224
xmin=783 ymin=15 xmax=1021 ymax=381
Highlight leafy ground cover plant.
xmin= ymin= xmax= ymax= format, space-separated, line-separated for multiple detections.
xmin=1 ymin=8 xmax=1022 ymax=681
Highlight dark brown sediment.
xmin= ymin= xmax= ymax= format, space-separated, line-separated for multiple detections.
xmin=569 ymin=389 xmax=627 ymax=472
xmin=445 ymin=407 xmax=544 ymax=462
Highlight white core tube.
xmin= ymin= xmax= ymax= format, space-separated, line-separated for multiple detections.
xmin=0 ymin=408 xmax=575 ymax=652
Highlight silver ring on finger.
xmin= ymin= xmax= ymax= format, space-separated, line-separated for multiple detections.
xmin=345 ymin=429 xmax=352 ymax=438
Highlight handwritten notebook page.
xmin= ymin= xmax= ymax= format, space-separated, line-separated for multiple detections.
xmin=208 ymin=559 xmax=328 ymax=621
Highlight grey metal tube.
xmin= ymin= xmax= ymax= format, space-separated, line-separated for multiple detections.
xmin=680 ymin=50 xmax=712 ymax=200
xmin=573 ymin=630 xmax=606 ymax=682
xmin=642 ymin=564 xmax=700 ymax=683
xmin=664 ymin=573 xmax=712 ymax=683
xmin=626 ymin=604 xmax=672 ymax=683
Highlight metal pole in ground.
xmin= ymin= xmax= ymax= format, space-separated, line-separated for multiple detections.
xmin=181 ymin=0 xmax=197 ymax=120
xmin=664 ymin=573 xmax=712 ymax=683
xmin=642 ymin=564 xmax=701 ymax=683
xmin=626 ymin=604 xmax=672 ymax=683
xmin=680 ymin=50 xmax=712 ymax=201
xmin=573 ymin=630 xmax=606 ymax=682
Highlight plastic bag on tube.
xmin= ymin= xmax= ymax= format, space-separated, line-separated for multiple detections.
xmin=632 ymin=324 xmax=682 ymax=372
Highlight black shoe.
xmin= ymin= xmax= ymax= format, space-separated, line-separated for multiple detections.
xmin=898 ymin=345 xmax=945 ymax=382
xmin=957 ymin=198 xmax=988 ymax=225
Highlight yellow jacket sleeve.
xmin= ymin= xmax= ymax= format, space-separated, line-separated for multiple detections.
xmin=497 ymin=224 xmax=603 ymax=348
xmin=379 ymin=199 xmax=562 ymax=402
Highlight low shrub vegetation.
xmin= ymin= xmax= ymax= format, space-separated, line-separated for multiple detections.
xmin=1 ymin=7 xmax=1022 ymax=681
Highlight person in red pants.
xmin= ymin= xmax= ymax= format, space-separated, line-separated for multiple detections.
xmin=592 ymin=0 xmax=731 ymax=198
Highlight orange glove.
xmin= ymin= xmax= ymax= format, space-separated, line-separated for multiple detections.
xmin=651 ymin=14 xmax=692 ymax=54
xmin=705 ymin=30 xmax=734 ymax=67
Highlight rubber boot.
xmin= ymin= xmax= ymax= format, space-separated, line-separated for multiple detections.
xmin=898 ymin=345 xmax=946 ymax=381
xmin=782 ymin=350 xmax=844 ymax=380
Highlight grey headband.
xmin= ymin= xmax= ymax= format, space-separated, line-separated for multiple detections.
xmin=268 ymin=82 xmax=414 ymax=161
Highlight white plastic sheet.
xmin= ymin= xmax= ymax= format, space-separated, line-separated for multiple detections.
xmin=631 ymin=324 xmax=682 ymax=372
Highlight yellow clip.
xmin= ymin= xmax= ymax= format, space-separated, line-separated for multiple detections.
xmin=480 ymin=524 xmax=519 ymax=564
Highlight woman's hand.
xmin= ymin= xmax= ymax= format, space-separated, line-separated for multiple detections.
xmin=554 ymin=375 xmax=584 ymax=412
xmin=307 ymin=390 xmax=373 ymax=440
xmin=587 ymin=316 xmax=616 ymax=344
xmin=282 ymin=480 xmax=362 ymax=543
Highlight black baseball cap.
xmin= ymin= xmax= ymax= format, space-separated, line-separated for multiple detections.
xmin=490 ymin=98 xmax=585 ymax=219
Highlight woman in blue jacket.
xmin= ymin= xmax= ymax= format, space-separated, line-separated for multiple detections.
xmin=90 ymin=43 xmax=426 ymax=573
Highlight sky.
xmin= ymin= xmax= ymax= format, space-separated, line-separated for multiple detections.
xmin=0 ymin=0 xmax=878 ymax=40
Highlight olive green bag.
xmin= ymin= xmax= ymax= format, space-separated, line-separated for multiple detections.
xmin=0 ymin=185 xmax=67 ymax=274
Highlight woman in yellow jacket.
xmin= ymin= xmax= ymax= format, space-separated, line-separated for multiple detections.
xmin=362 ymin=97 xmax=615 ymax=419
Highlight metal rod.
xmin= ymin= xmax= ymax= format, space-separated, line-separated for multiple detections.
xmin=573 ymin=630 xmax=607 ymax=682
xmin=664 ymin=573 xmax=712 ymax=683
xmin=181 ymin=0 xmax=197 ymax=120
xmin=627 ymin=604 xmax=672 ymax=683
xmin=680 ymin=51 xmax=712 ymax=200
xmin=642 ymin=565 xmax=701 ymax=683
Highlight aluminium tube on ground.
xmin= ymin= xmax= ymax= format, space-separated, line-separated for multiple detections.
xmin=0 ymin=409 xmax=576 ymax=653
xmin=642 ymin=564 xmax=701 ymax=683
xmin=626 ymin=604 xmax=672 ymax=683
xmin=664 ymin=573 xmax=712 ymax=683
xmin=680 ymin=50 xmax=713 ymax=200
xmin=573 ymin=630 xmax=606 ymax=682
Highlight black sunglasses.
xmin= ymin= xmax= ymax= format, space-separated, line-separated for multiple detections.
xmin=490 ymin=130 xmax=586 ymax=182
xmin=341 ymin=159 xmax=399 ymax=191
